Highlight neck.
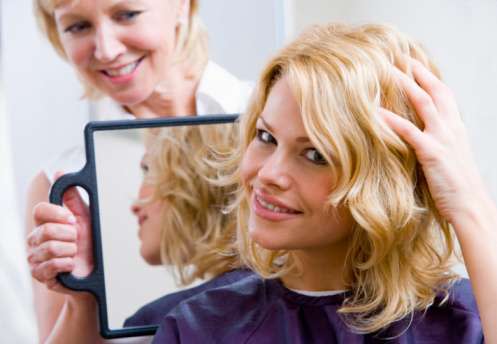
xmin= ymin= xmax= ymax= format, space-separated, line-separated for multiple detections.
xmin=128 ymin=61 xmax=201 ymax=118
xmin=281 ymin=240 xmax=351 ymax=292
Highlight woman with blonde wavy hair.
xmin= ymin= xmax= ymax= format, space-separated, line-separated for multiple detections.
xmin=153 ymin=23 xmax=497 ymax=343
xmin=27 ymin=0 xmax=251 ymax=341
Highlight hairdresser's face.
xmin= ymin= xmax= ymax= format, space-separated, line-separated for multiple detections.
xmin=54 ymin=0 xmax=185 ymax=107
xmin=131 ymin=153 xmax=162 ymax=265
xmin=240 ymin=77 xmax=354 ymax=254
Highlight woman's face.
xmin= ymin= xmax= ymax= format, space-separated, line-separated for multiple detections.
xmin=131 ymin=153 xmax=163 ymax=265
xmin=240 ymin=77 xmax=354 ymax=254
xmin=53 ymin=0 xmax=186 ymax=106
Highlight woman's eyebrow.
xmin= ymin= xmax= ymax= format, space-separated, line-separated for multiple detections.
xmin=260 ymin=116 xmax=310 ymax=143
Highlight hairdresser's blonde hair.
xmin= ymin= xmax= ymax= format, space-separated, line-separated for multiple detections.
xmin=33 ymin=0 xmax=208 ymax=99
xmin=145 ymin=124 xmax=239 ymax=285
xmin=225 ymin=23 xmax=458 ymax=334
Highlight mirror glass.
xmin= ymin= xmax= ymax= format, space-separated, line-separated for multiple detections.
xmin=93 ymin=121 xmax=238 ymax=331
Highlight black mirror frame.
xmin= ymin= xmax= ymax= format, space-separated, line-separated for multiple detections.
xmin=49 ymin=114 xmax=239 ymax=339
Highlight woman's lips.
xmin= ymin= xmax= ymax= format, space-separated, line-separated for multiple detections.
xmin=252 ymin=191 xmax=302 ymax=221
xmin=99 ymin=56 xmax=145 ymax=84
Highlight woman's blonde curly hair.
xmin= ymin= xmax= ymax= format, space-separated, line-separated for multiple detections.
xmin=144 ymin=123 xmax=239 ymax=285
xmin=221 ymin=23 xmax=458 ymax=334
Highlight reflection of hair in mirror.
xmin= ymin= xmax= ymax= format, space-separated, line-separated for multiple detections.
xmin=153 ymin=23 xmax=488 ymax=342
xmin=141 ymin=125 xmax=241 ymax=285
xmin=123 ymin=124 xmax=251 ymax=327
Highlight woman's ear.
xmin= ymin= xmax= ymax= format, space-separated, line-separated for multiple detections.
xmin=177 ymin=0 xmax=190 ymax=25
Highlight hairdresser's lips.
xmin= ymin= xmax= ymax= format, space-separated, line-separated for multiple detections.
xmin=251 ymin=190 xmax=303 ymax=222
xmin=99 ymin=56 xmax=145 ymax=85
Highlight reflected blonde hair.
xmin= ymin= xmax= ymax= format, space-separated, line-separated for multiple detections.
xmin=224 ymin=23 xmax=458 ymax=333
xmin=145 ymin=124 xmax=239 ymax=285
xmin=33 ymin=0 xmax=208 ymax=99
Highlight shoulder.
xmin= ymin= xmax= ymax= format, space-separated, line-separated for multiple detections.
xmin=196 ymin=61 xmax=254 ymax=115
xmin=124 ymin=269 xmax=254 ymax=327
xmin=153 ymin=274 xmax=272 ymax=343
xmin=403 ymin=278 xmax=483 ymax=343
xmin=443 ymin=278 xmax=480 ymax=316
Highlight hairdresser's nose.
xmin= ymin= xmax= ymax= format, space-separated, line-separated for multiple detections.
xmin=257 ymin=150 xmax=292 ymax=191
xmin=94 ymin=22 xmax=125 ymax=63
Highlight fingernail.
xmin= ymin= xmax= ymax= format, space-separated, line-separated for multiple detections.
xmin=67 ymin=215 xmax=77 ymax=224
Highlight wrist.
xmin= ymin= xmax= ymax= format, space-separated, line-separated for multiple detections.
xmin=65 ymin=292 xmax=97 ymax=312
xmin=451 ymin=192 xmax=497 ymax=236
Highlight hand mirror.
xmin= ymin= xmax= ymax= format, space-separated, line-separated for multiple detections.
xmin=49 ymin=115 xmax=238 ymax=338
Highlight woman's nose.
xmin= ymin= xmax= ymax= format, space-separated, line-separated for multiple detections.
xmin=94 ymin=23 xmax=125 ymax=63
xmin=257 ymin=151 xmax=292 ymax=190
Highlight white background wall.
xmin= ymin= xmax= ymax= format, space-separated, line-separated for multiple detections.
xmin=0 ymin=11 xmax=38 ymax=339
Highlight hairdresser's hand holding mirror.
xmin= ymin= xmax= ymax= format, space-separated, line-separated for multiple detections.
xmin=26 ymin=0 xmax=251 ymax=341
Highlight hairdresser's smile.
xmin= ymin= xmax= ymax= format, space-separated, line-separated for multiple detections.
xmin=99 ymin=55 xmax=145 ymax=84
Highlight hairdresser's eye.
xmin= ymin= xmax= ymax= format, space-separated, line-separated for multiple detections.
xmin=304 ymin=148 xmax=328 ymax=165
xmin=114 ymin=10 xmax=143 ymax=22
xmin=64 ymin=21 xmax=91 ymax=34
xmin=256 ymin=129 xmax=277 ymax=145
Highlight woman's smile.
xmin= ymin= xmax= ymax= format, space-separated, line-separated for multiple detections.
xmin=99 ymin=55 xmax=145 ymax=83
xmin=252 ymin=189 xmax=302 ymax=222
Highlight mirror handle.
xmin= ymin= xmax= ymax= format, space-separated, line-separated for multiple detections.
xmin=49 ymin=171 xmax=102 ymax=294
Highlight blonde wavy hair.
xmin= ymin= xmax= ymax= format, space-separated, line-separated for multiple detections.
xmin=33 ymin=0 xmax=208 ymax=99
xmin=144 ymin=123 xmax=239 ymax=285
xmin=224 ymin=23 xmax=458 ymax=334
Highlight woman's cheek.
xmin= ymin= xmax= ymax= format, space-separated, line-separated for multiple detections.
xmin=240 ymin=141 xmax=261 ymax=187
xmin=66 ymin=40 xmax=92 ymax=67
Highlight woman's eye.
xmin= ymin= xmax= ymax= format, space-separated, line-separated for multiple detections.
xmin=304 ymin=148 xmax=328 ymax=165
xmin=115 ymin=10 xmax=143 ymax=22
xmin=64 ymin=21 xmax=91 ymax=34
xmin=256 ymin=129 xmax=277 ymax=145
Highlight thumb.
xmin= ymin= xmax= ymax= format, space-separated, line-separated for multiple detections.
xmin=53 ymin=172 xmax=89 ymax=219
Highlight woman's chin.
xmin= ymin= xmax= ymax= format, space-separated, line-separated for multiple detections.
xmin=250 ymin=227 xmax=286 ymax=251
xmin=109 ymin=91 xmax=149 ymax=108
xmin=140 ymin=248 xmax=162 ymax=265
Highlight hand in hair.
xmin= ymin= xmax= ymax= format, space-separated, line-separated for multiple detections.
xmin=380 ymin=56 xmax=497 ymax=344
xmin=380 ymin=57 xmax=488 ymax=225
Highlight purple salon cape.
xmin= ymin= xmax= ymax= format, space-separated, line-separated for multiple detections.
xmin=152 ymin=275 xmax=483 ymax=343
xmin=124 ymin=269 xmax=253 ymax=327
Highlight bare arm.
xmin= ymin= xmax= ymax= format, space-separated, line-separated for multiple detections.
xmin=382 ymin=58 xmax=497 ymax=342
xmin=26 ymin=172 xmax=66 ymax=341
